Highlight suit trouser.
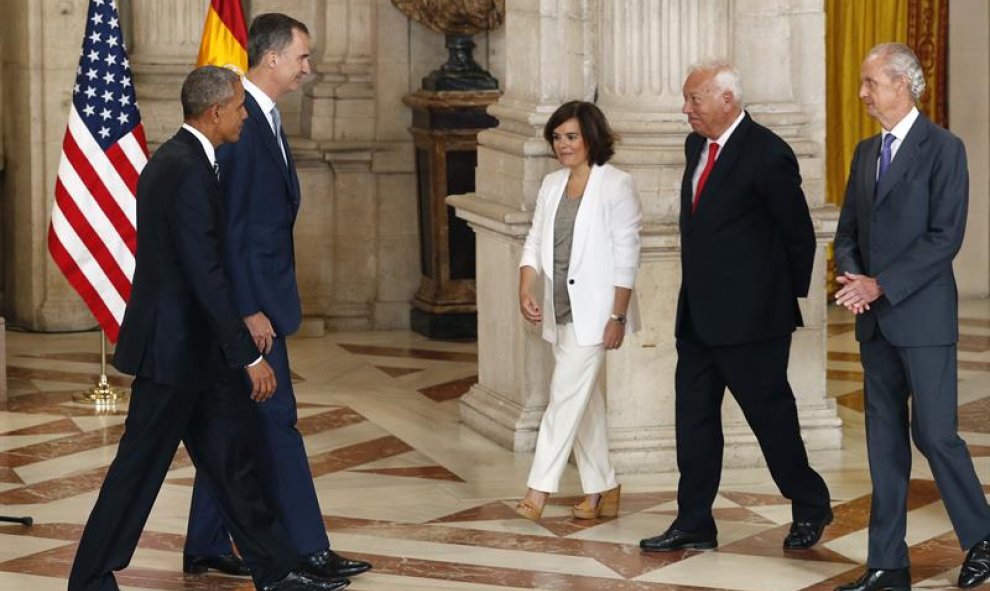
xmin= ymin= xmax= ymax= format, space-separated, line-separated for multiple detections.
xmin=527 ymin=323 xmax=618 ymax=494
xmin=68 ymin=375 xmax=299 ymax=591
xmin=861 ymin=330 xmax=990 ymax=568
xmin=672 ymin=332 xmax=832 ymax=536
xmin=186 ymin=336 xmax=330 ymax=557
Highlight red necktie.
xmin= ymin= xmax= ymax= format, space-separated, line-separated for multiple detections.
xmin=692 ymin=142 xmax=720 ymax=213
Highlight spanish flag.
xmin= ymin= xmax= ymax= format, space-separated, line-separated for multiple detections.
xmin=196 ymin=0 xmax=248 ymax=74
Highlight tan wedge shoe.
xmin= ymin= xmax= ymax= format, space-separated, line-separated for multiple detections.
xmin=514 ymin=498 xmax=545 ymax=521
xmin=571 ymin=485 xmax=621 ymax=519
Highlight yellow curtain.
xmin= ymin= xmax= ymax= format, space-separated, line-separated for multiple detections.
xmin=824 ymin=0 xmax=908 ymax=207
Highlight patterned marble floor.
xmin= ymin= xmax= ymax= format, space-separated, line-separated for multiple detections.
xmin=1 ymin=300 xmax=988 ymax=591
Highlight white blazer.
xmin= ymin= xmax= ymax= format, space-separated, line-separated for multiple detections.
xmin=519 ymin=163 xmax=642 ymax=346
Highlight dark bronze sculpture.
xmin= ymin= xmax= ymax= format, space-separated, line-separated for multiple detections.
xmin=391 ymin=0 xmax=505 ymax=90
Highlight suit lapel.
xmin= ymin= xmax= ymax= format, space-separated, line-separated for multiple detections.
xmin=176 ymin=128 xmax=219 ymax=189
xmin=245 ymin=93 xmax=295 ymax=196
xmin=569 ymin=164 xmax=604 ymax=267
xmin=874 ymin=114 xmax=930 ymax=208
xmin=540 ymin=171 xmax=568 ymax=274
xmin=281 ymin=126 xmax=301 ymax=208
xmin=860 ymin=135 xmax=881 ymax=211
xmin=692 ymin=113 xmax=752 ymax=215
xmin=681 ymin=136 xmax=704 ymax=220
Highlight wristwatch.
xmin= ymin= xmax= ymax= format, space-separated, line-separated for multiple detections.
xmin=609 ymin=313 xmax=626 ymax=325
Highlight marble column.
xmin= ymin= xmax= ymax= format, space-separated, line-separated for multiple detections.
xmin=453 ymin=0 xmax=841 ymax=470
xmin=600 ymin=0 xmax=840 ymax=473
xmin=452 ymin=0 xmax=594 ymax=450
xmin=300 ymin=0 xmax=378 ymax=331
xmin=4 ymin=0 xmax=103 ymax=332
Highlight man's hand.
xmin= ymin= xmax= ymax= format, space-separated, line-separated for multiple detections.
xmin=245 ymin=359 xmax=277 ymax=402
xmin=835 ymin=272 xmax=883 ymax=315
xmin=244 ymin=311 xmax=276 ymax=354
xmin=519 ymin=291 xmax=542 ymax=325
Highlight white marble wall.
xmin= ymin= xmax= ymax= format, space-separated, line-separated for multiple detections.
xmin=950 ymin=0 xmax=990 ymax=297
xmin=452 ymin=0 xmax=843 ymax=472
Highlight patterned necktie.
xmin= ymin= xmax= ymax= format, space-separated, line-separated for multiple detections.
xmin=692 ymin=142 xmax=720 ymax=213
xmin=213 ymin=161 xmax=220 ymax=181
xmin=877 ymin=133 xmax=895 ymax=183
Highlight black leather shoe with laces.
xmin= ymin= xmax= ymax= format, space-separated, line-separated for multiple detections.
xmin=639 ymin=528 xmax=717 ymax=552
xmin=833 ymin=567 xmax=910 ymax=591
xmin=182 ymin=553 xmax=251 ymax=576
xmin=302 ymin=549 xmax=372 ymax=579
xmin=262 ymin=569 xmax=350 ymax=591
xmin=959 ymin=536 xmax=990 ymax=589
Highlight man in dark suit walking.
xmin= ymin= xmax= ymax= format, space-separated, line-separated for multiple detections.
xmin=67 ymin=66 xmax=348 ymax=591
xmin=183 ymin=14 xmax=371 ymax=582
xmin=639 ymin=60 xmax=833 ymax=554
xmin=832 ymin=43 xmax=990 ymax=591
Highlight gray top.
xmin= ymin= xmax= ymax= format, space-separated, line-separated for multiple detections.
xmin=553 ymin=189 xmax=583 ymax=323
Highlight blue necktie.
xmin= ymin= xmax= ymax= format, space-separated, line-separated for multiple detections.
xmin=877 ymin=133 xmax=895 ymax=182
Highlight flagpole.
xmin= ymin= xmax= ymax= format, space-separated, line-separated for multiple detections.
xmin=74 ymin=330 xmax=128 ymax=404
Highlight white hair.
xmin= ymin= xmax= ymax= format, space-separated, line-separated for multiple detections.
xmin=867 ymin=43 xmax=926 ymax=101
xmin=688 ymin=59 xmax=744 ymax=105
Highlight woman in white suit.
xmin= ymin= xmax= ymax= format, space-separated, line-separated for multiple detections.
xmin=515 ymin=101 xmax=642 ymax=521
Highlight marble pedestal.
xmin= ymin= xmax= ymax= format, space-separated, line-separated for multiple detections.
xmin=404 ymin=90 xmax=500 ymax=339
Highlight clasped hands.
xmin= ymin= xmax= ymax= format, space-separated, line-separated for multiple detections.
xmin=244 ymin=311 xmax=277 ymax=402
xmin=834 ymin=272 xmax=883 ymax=315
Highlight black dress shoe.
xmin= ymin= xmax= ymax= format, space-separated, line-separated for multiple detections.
xmin=262 ymin=570 xmax=350 ymax=591
xmin=182 ymin=553 xmax=251 ymax=576
xmin=640 ymin=528 xmax=717 ymax=552
xmin=302 ymin=549 xmax=372 ymax=578
xmin=958 ymin=537 xmax=990 ymax=589
xmin=783 ymin=513 xmax=833 ymax=550
xmin=833 ymin=567 xmax=910 ymax=591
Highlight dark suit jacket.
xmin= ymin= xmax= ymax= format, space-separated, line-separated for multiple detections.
xmin=113 ymin=128 xmax=259 ymax=390
xmin=676 ymin=113 xmax=816 ymax=346
xmin=834 ymin=113 xmax=967 ymax=346
xmin=216 ymin=92 xmax=302 ymax=337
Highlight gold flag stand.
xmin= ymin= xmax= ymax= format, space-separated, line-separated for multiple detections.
xmin=74 ymin=330 xmax=128 ymax=404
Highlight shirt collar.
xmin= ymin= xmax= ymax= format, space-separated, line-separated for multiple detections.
xmin=708 ymin=109 xmax=747 ymax=150
xmin=242 ymin=76 xmax=276 ymax=116
xmin=181 ymin=123 xmax=215 ymax=166
xmin=885 ymin=106 xmax=920 ymax=142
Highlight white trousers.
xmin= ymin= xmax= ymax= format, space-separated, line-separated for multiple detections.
xmin=527 ymin=323 xmax=618 ymax=494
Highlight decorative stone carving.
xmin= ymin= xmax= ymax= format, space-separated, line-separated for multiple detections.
xmin=390 ymin=0 xmax=504 ymax=90
xmin=391 ymin=0 xmax=504 ymax=35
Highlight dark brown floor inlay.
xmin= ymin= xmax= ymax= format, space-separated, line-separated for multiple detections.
xmin=375 ymin=365 xmax=424 ymax=377
xmin=337 ymin=343 xmax=478 ymax=363
xmin=418 ymin=375 xmax=477 ymax=402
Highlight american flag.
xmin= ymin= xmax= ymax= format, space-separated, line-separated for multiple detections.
xmin=48 ymin=0 xmax=148 ymax=343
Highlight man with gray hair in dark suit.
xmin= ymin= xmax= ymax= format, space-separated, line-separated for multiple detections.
xmin=833 ymin=42 xmax=990 ymax=591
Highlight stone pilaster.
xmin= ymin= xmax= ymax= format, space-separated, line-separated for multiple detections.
xmin=127 ymin=0 xmax=207 ymax=147
xmin=302 ymin=0 xmax=375 ymax=142
xmin=455 ymin=0 xmax=593 ymax=451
